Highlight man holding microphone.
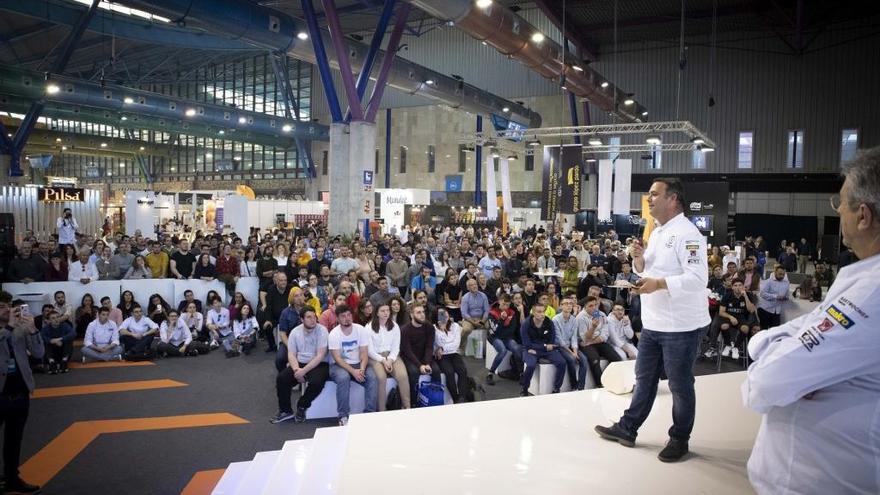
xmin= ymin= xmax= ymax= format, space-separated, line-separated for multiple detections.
xmin=743 ymin=148 xmax=880 ymax=494
xmin=594 ymin=177 xmax=709 ymax=463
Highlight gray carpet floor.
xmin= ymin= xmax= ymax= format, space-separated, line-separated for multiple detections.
xmin=19 ymin=345 xmax=743 ymax=495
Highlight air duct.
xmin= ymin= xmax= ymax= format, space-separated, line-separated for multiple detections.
xmin=110 ymin=0 xmax=542 ymax=127
xmin=3 ymin=126 xmax=170 ymax=157
xmin=0 ymin=65 xmax=327 ymax=144
xmin=0 ymin=95 xmax=296 ymax=149
xmin=404 ymin=0 xmax=649 ymax=123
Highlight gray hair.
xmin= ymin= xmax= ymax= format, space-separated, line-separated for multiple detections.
xmin=842 ymin=146 xmax=880 ymax=214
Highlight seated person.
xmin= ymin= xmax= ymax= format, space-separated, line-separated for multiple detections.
xmin=576 ymin=296 xmax=622 ymax=387
xmin=328 ymin=304 xmax=378 ymax=426
xmin=433 ymin=308 xmax=471 ymax=403
xmin=180 ymin=302 xmax=207 ymax=344
xmin=232 ymin=303 xmax=259 ymax=355
xmin=118 ymin=305 xmax=160 ymax=359
xmin=81 ymin=307 xmax=124 ymax=362
xmin=33 ymin=304 xmax=53 ymax=331
xmin=157 ymin=310 xmax=208 ymax=357
xmin=206 ymin=297 xmax=236 ymax=357
xmin=176 ymin=290 xmax=203 ymax=314
xmin=793 ymin=275 xmax=823 ymax=302
xmin=40 ymin=310 xmax=76 ymax=374
xmin=400 ymin=304 xmax=441 ymax=404
xmin=704 ymin=278 xmax=760 ymax=359
xmin=606 ymin=303 xmax=638 ymax=360
xmin=553 ymin=296 xmax=588 ymax=391
xmin=520 ymin=302 xmax=566 ymax=396
xmin=367 ymin=302 xmax=411 ymax=411
xmin=459 ymin=278 xmax=489 ymax=343
xmin=100 ymin=297 xmax=123 ymax=327
xmin=272 ymin=306 xmax=330 ymax=424
xmin=486 ymin=294 xmax=524 ymax=384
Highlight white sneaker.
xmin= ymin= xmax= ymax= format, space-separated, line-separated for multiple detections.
xmin=731 ymin=347 xmax=740 ymax=360
xmin=338 ymin=416 xmax=349 ymax=426
xmin=210 ymin=340 xmax=220 ymax=349
xmin=721 ymin=346 xmax=732 ymax=357
xmin=703 ymin=348 xmax=717 ymax=358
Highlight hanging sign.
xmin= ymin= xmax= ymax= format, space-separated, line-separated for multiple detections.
xmin=39 ymin=187 xmax=84 ymax=202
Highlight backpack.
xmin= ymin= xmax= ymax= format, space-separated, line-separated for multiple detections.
xmin=386 ymin=387 xmax=402 ymax=410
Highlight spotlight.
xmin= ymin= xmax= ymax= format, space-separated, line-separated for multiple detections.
xmin=297 ymin=32 xmax=309 ymax=40
xmin=700 ymin=145 xmax=715 ymax=153
xmin=641 ymin=111 xmax=648 ymax=116
xmin=646 ymin=134 xmax=661 ymax=145
xmin=124 ymin=97 xmax=134 ymax=104
xmin=624 ymin=98 xmax=635 ymax=105
xmin=572 ymin=65 xmax=583 ymax=72
xmin=233 ymin=156 xmax=242 ymax=161
xmin=282 ymin=124 xmax=292 ymax=132
xmin=527 ymin=139 xmax=541 ymax=147
xmin=476 ymin=0 xmax=492 ymax=8
xmin=425 ymin=79 xmax=434 ymax=85
xmin=120 ymin=116 xmax=128 ymax=121
xmin=588 ymin=137 xmax=602 ymax=146
xmin=61 ymin=146 xmax=68 ymax=151
xmin=46 ymin=84 xmax=60 ymax=94
xmin=120 ymin=163 xmax=125 ymax=168
xmin=100 ymin=142 xmax=108 ymax=148
xmin=238 ymin=116 xmax=247 ymax=124
xmin=530 ymin=32 xmax=545 ymax=43
xmin=171 ymin=166 xmax=176 ymax=171
xmin=185 ymin=108 xmax=197 ymax=116
xmin=139 ymin=146 xmax=145 ymax=151
xmin=600 ymin=81 xmax=609 ymax=88
xmin=55 ymin=138 xmax=62 ymax=142
xmin=218 ymin=130 xmax=225 ymax=135
xmin=490 ymin=148 xmax=500 ymax=158
xmin=205 ymin=153 xmax=213 ymax=158
xmin=586 ymin=158 xmax=597 ymax=163
xmin=502 ymin=107 xmax=509 ymax=112
xmin=691 ymin=137 xmax=705 ymax=145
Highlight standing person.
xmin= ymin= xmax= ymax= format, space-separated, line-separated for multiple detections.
xmin=594 ymin=177 xmax=709 ymax=463
xmin=743 ymin=147 xmax=880 ymax=494
xmin=56 ymin=208 xmax=78 ymax=253
xmin=327 ymin=304 xmax=377 ymax=426
xmin=0 ymin=294 xmax=44 ymax=494
xmin=757 ymin=264 xmax=791 ymax=330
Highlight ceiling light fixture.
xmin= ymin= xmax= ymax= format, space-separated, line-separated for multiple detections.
xmin=476 ymin=0 xmax=492 ymax=8
xmin=185 ymin=108 xmax=196 ymax=117
xmin=572 ymin=65 xmax=583 ymax=72
xmin=646 ymin=134 xmax=662 ymax=145
xmin=624 ymin=98 xmax=635 ymax=105
xmin=297 ymin=32 xmax=309 ymax=40
xmin=588 ymin=137 xmax=602 ymax=146
xmin=502 ymin=107 xmax=509 ymax=112
xmin=691 ymin=137 xmax=705 ymax=145
xmin=120 ymin=116 xmax=128 ymax=121
xmin=425 ymin=79 xmax=434 ymax=85
xmin=100 ymin=142 xmax=108 ymax=148
xmin=282 ymin=124 xmax=292 ymax=132
xmin=600 ymin=81 xmax=609 ymax=88
xmin=46 ymin=84 xmax=60 ymax=94
xmin=641 ymin=111 xmax=648 ymax=116
xmin=238 ymin=116 xmax=247 ymax=124
xmin=124 ymin=97 xmax=134 ymax=104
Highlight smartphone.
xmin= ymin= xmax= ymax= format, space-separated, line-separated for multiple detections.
xmin=19 ymin=305 xmax=30 ymax=317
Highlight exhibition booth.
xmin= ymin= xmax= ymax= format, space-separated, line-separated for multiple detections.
xmin=0 ymin=185 xmax=103 ymax=241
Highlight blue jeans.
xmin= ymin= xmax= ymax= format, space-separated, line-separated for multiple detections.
xmin=330 ymin=363 xmax=378 ymax=418
xmin=559 ymin=348 xmax=589 ymax=390
xmin=618 ymin=328 xmax=702 ymax=441
xmin=521 ymin=349 xmax=566 ymax=391
xmin=488 ymin=337 xmax=522 ymax=373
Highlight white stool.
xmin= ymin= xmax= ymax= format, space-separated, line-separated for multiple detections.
xmin=484 ymin=342 xmax=513 ymax=373
xmin=601 ymin=360 xmax=637 ymax=395
xmin=528 ymin=358 xmax=609 ymax=395
xmin=464 ymin=330 xmax=485 ymax=359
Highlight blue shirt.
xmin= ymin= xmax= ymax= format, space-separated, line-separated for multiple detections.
xmin=278 ymin=306 xmax=303 ymax=335
xmin=461 ymin=290 xmax=489 ymax=319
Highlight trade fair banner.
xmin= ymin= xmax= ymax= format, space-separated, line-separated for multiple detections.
xmin=486 ymin=155 xmax=498 ymax=220
xmin=445 ymin=175 xmax=463 ymax=192
xmin=613 ymin=159 xmax=632 ymax=215
xmin=598 ymin=159 xmax=613 ymax=221
xmin=499 ymin=158 xmax=512 ymax=212
xmin=540 ymin=145 xmax=561 ymax=220
xmin=558 ymin=144 xmax=582 ymax=214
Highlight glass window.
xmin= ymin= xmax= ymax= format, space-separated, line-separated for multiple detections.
xmin=525 ymin=153 xmax=534 ymax=171
xmin=399 ymin=146 xmax=407 ymax=173
xmin=428 ymin=145 xmax=435 ymax=173
xmin=787 ymin=130 xmax=804 ymax=169
xmin=322 ymin=150 xmax=328 ymax=176
xmin=458 ymin=144 xmax=467 ymax=172
xmin=738 ymin=131 xmax=753 ymax=169
xmin=375 ymin=149 xmax=380 ymax=174
xmin=608 ymin=136 xmax=621 ymax=161
xmin=841 ymin=129 xmax=858 ymax=165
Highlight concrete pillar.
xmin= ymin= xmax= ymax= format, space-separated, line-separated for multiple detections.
xmin=349 ymin=121 xmax=376 ymax=239
xmin=327 ymin=123 xmax=351 ymax=236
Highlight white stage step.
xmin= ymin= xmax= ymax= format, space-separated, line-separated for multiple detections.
xmin=211 ymin=461 xmax=250 ymax=495
xmin=293 ymin=426 xmax=349 ymax=495
xmin=260 ymin=439 xmax=313 ymax=495
xmin=233 ymin=450 xmax=281 ymax=495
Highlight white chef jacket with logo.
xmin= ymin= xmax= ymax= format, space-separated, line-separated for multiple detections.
xmin=743 ymin=253 xmax=880 ymax=495
xmin=633 ymin=213 xmax=710 ymax=332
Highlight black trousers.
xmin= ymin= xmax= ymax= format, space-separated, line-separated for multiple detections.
xmin=276 ymin=362 xmax=329 ymax=413
xmin=157 ymin=341 xmax=209 ymax=356
xmin=45 ymin=340 xmax=74 ymax=362
xmin=0 ymin=393 xmax=29 ymax=478
xmin=436 ymin=353 xmax=469 ymax=403
xmin=120 ymin=334 xmax=155 ymax=355
xmin=257 ymin=309 xmax=277 ymax=350
xmin=403 ymin=359 xmax=440 ymax=406
xmin=581 ymin=342 xmax=622 ymax=387
xmin=757 ymin=308 xmax=781 ymax=330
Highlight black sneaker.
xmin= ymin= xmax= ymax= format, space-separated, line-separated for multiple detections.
xmin=4 ymin=476 xmax=40 ymax=493
xmin=269 ymin=411 xmax=296 ymax=424
xmin=658 ymin=438 xmax=689 ymax=462
xmin=485 ymin=373 xmax=495 ymax=386
xmin=185 ymin=348 xmax=199 ymax=357
xmin=594 ymin=423 xmax=636 ymax=447
xmin=265 ymin=346 xmax=277 ymax=353
xmin=60 ymin=360 xmax=69 ymax=373
xmin=225 ymin=350 xmax=234 ymax=358
xmin=519 ymin=389 xmax=533 ymax=397
xmin=47 ymin=362 xmax=57 ymax=375
xmin=293 ymin=407 xmax=307 ymax=423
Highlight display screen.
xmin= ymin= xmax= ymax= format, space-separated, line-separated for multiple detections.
xmin=688 ymin=215 xmax=714 ymax=231
xmin=490 ymin=114 xmax=527 ymax=142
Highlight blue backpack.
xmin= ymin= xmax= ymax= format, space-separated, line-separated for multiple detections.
xmin=417 ymin=381 xmax=445 ymax=407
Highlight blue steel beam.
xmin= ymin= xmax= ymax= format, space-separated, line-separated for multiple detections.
xmin=9 ymin=0 xmax=100 ymax=176
xmin=364 ymin=3 xmax=410 ymax=122
xmin=345 ymin=0 xmax=396 ymax=123
xmin=271 ymin=53 xmax=316 ymax=179
xmin=0 ymin=121 xmax=11 ymax=151
xmin=125 ymin=128 xmax=153 ymax=184
xmin=301 ymin=0 xmax=343 ymax=123
xmin=384 ymin=108 xmax=391 ymax=188
xmin=322 ymin=0 xmax=365 ymax=122
xmin=474 ymin=115 xmax=482 ymax=207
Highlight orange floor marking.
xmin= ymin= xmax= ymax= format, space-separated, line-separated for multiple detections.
xmin=20 ymin=413 xmax=249 ymax=487
xmin=68 ymin=360 xmax=155 ymax=369
xmin=180 ymin=469 xmax=226 ymax=495
xmin=33 ymin=379 xmax=186 ymax=399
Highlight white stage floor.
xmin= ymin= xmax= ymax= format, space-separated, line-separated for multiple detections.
xmin=336 ymin=371 xmax=760 ymax=495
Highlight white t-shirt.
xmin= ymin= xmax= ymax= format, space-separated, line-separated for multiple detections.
xmin=120 ymin=316 xmax=159 ymax=335
xmin=328 ymin=324 xmax=368 ymax=365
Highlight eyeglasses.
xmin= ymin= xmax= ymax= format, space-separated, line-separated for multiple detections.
xmin=829 ymin=194 xmax=841 ymax=211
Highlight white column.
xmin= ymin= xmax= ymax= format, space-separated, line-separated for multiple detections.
xmin=349 ymin=121 xmax=376 ymax=239
xmin=327 ymin=123 xmax=350 ymax=236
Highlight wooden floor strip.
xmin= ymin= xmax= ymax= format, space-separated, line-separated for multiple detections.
xmin=33 ymin=379 xmax=186 ymax=399
xmin=20 ymin=413 xmax=249 ymax=487
xmin=180 ymin=469 xmax=226 ymax=495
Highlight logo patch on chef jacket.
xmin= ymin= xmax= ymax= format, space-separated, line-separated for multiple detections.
xmin=816 ymin=318 xmax=835 ymax=332
xmin=826 ymin=305 xmax=854 ymax=329
xmin=685 ymin=240 xmax=702 ymax=264
xmin=665 ymin=235 xmax=677 ymax=248
xmin=799 ymin=328 xmax=825 ymax=352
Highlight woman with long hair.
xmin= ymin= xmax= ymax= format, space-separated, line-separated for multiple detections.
xmin=794 ymin=275 xmax=822 ymax=302
xmin=147 ymin=293 xmax=171 ymax=326
xmin=356 ymin=299 xmax=374 ymax=326
xmin=124 ymin=255 xmax=152 ymax=279
xmin=347 ymin=269 xmax=365 ymax=297
xmin=274 ymin=244 xmax=289 ymax=267
xmin=389 ymin=295 xmax=410 ymax=327
xmin=367 ymin=302 xmax=411 ymax=410
xmin=355 ymin=248 xmax=374 ymax=283
xmin=74 ymin=293 xmax=99 ymax=338
xmin=193 ymin=253 xmax=217 ymax=281
xmin=62 ymin=244 xmax=77 ymax=266
xmin=433 ymin=308 xmax=471 ymax=403
xmin=435 ymin=268 xmax=462 ymax=322
xmin=240 ymin=247 xmax=258 ymax=277
xmin=44 ymin=252 xmax=68 ymax=282
xmin=232 ymin=303 xmax=258 ymax=354
xmin=180 ymin=301 xmax=208 ymax=344
xmin=228 ymin=291 xmax=248 ymax=321
xmin=118 ymin=290 xmax=137 ymax=320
